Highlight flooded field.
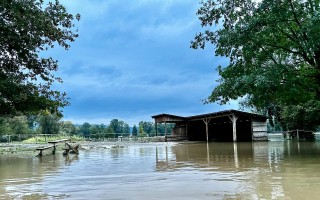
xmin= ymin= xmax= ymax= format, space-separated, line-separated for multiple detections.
xmin=1 ymin=141 xmax=320 ymax=200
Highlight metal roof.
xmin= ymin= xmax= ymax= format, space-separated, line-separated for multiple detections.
xmin=151 ymin=113 xmax=186 ymax=119
xmin=152 ymin=109 xmax=267 ymax=122
xmin=187 ymin=109 xmax=267 ymax=120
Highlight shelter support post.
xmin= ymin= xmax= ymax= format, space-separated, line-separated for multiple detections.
xmin=250 ymin=120 xmax=253 ymax=141
xmin=186 ymin=123 xmax=188 ymax=139
xmin=228 ymin=114 xmax=238 ymax=142
xmin=165 ymin=122 xmax=167 ymax=142
xmin=203 ymin=118 xmax=211 ymax=142
xmin=155 ymin=122 xmax=158 ymax=136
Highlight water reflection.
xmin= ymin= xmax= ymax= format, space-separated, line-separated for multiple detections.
xmin=0 ymin=153 xmax=79 ymax=199
xmin=155 ymin=141 xmax=320 ymax=199
xmin=156 ymin=142 xmax=255 ymax=171
xmin=1 ymin=141 xmax=320 ymax=200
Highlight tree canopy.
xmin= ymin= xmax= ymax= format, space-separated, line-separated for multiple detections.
xmin=36 ymin=112 xmax=60 ymax=135
xmin=132 ymin=125 xmax=138 ymax=136
xmin=0 ymin=0 xmax=80 ymax=115
xmin=191 ymin=0 xmax=320 ymax=130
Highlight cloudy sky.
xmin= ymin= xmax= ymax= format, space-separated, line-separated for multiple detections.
xmin=51 ymin=0 xmax=238 ymax=126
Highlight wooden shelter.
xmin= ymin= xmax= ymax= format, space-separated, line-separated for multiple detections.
xmin=152 ymin=110 xmax=267 ymax=142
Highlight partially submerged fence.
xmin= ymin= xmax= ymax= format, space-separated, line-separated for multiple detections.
xmin=0 ymin=134 xmax=73 ymax=143
xmin=0 ymin=134 xmax=166 ymax=143
xmin=84 ymin=136 xmax=166 ymax=142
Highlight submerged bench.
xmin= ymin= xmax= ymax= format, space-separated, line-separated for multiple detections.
xmin=48 ymin=139 xmax=71 ymax=146
xmin=63 ymin=143 xmax=80 ymax=155
xmin=36 ymin=145 xmax=55 ymax=156
xmin=36 ymin=138 xmax=71 ymax=156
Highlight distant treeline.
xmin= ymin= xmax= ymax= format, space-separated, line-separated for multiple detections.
xmin=75 ymin=119 xmax=174 ymax=138
xmin=0 ymin=113 xmax=174 ymax=139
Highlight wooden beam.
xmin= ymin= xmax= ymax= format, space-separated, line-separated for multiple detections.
xmin=155 ymin=122 xmax=158 ymax=136
xmin=228 ymin=114 xmax=238 ymax=142
xmin=203 ymin=118 xmax=211 ymax=142
xmin=186 ymin=123 xmax=188 ymax=140
xmin=188 ymin=113 xmax=236 ymax=122
xmin=251 ymin=119 xmax=253 ymax=141
xmin=165 ymin=122 xmax=167 ymax=142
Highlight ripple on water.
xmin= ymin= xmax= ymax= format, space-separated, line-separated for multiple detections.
xmin=1 ymin=142 xmax=320 ymax=199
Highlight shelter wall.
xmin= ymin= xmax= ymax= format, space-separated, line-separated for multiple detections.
xmin=186 ymin=116 xmax=253 ymax=142
xmin=210 ymin=117 xmax=233 ymax=141
xmin=210 ymin=116 xmax=252 ymax=141
xmin=187 ymin=121 xmax=207 ymax=141
xmin=252 ymin=120 xmax=268 ymax=141
xmin=172 ymin=125 xmax=186 ymax=137
xmin=236 ymin=118 xmax=252 ymax=141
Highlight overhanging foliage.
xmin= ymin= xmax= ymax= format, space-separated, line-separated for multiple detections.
xmin=191 ymin=0 xmax=320 ymax=130
xmin=0 ymin=0 xmax=80 ymax=115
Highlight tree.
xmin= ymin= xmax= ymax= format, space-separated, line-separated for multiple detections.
xmin=99 ymin=123 xmax=107 ymax=131
xmin=60 ymin=121 xmax=76 ymax=136
xmin=0 ymin=117 xmax=12 ymax=136
xmin=106 ymin=125 xmax=114 ymax=133
xmin=132 ymin=125 xmax=138 ymax=136
xmin=26 ymin=115 xmax=37 ymax=130
xmin=117 ymin=120 xmax=125 ymax=134
xmin=191 ymin=0 xmax=320 ymax=130
xmin=109 ymin=119 xmax=120 ymax=134
xmin=80 ymin=122 xmax=91 ymax=137
xmin=9 ymin=115 xmax=30 ymax=135
xmin=97 ymin=123 xmax=107 ymax=138
xmin=139 ymin=121 xmax=155 ymax=135
xmin=139 ymin=124 xmax=145 ymax=137
xmin=105 ymin=125 xmax=115 ymax=138
xmin=156 ymin=123 xmax=175 ymax=135
xmin=90 ymin=124 xmax=107 ymax=138
xmin=123 ymin=124 xmax=130 ymax=135
xmin=0 ymin=115 xmax=36 ymax=138
xmin=0 ymin=0 xmax=80 ymax=115
xmin=90 ymin=124 xmax=100 ymax=136
xmin=36 ymin=112 xmax=60 ymax=135
xmin=109 ymin=119 xmax=130 ymax=137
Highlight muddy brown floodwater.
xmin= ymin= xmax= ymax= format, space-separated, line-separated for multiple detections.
xmin=1 ymin=141 xmax=320 ymax=200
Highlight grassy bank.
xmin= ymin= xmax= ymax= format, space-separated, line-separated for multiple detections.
xmin=0 ymin=136 xmax=169 ymax=156
xmin=22 ymin=135 xmax=85 ymax=144
xmin=0 ymin=135 xmax=84 ymax=156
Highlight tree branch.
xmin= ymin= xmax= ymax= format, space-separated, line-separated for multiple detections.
xmin=289 ymin=0 xmax=310 ymax=42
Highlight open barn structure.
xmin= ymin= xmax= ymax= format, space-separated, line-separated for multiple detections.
xmin=152 ymin=110 xmax=268 ymax=142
